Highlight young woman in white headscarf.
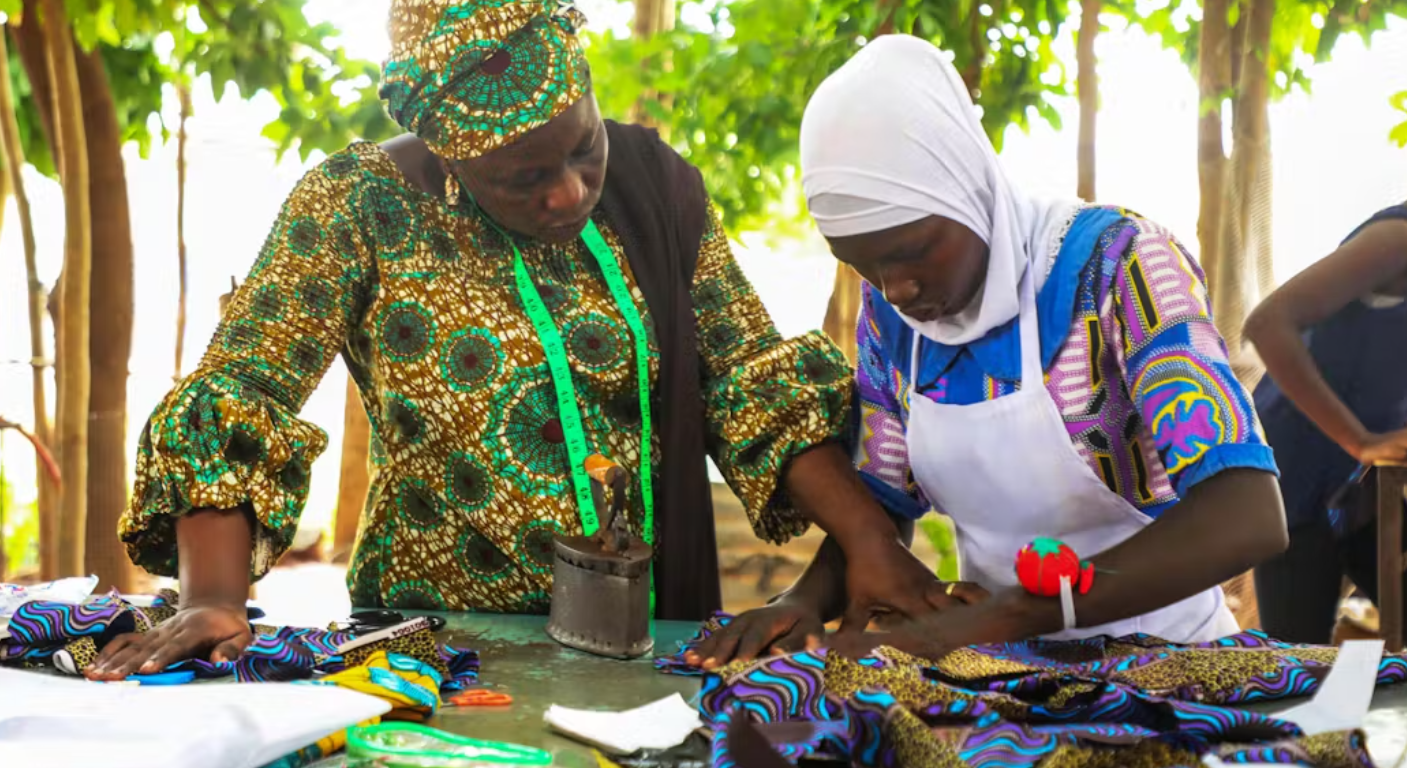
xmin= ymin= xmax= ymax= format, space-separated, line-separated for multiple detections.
xmin=686 ymin=35 xmax=1288 ymax=667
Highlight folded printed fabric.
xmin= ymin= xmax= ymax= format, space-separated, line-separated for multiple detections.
xmin=0 ymin=590 xmax=478 ymax=692
xmin=0 ymin=590 xmax=483 ymax=768
xmin=263 ymin=651 xmax=450 ymax=768
xmin=658 ymin=614 xmax=1407 ymax=768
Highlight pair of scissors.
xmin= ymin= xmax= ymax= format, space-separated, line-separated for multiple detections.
xmin=336 ymin=609 xmax=446 ymax=633
xmin=448 ymin=689 xmax=514 ymax=707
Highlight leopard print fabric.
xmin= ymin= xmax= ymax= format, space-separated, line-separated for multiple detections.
xmin=660 ymin=613 xmax=1407 ymax=768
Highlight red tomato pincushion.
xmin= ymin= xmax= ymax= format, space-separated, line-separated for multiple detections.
xmin=1015 ymin=537 xmax=1094 ymax=597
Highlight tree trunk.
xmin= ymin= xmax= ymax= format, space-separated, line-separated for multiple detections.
xmin=8 ymin=17 xmax=60 ymax=580
xmin=43 ymin=0 xmax=93 ymax=578
xmin=1195 ymin=0 xmax=1232 ymax=295
xmin=960 ymin=0 xmax=988 ymax=98
xmin=332 ymin=376 xmax=371 ymax=559
xmin=0 ymin=28 xmax=57 ymax=581
xmin=8 ymin=12 xmax=53 ymax=156
xmin=1212 ymin=0 xmax=1274 ymax=387
xmin=630 ymin=0 xmax=676 ymax=129
xmin=821 ymin=266 xmax=862 ymax=365
xmin=1076 ymin=0 xmax=1101 ymax=202
xmin=75 ymin=43 xmax=135 ymax=593
xmin=174 ymin=83 xmax=191 ymax=382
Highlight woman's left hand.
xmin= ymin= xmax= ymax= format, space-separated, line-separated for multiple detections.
xmin=829 ymin=587 xmax=1055 ymax=661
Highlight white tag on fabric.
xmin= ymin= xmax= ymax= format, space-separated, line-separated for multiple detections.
xmin=334 ymin=617 xmax=432 ymax=654
xmin=1275 ymin=639 xmax=1384 ymax=736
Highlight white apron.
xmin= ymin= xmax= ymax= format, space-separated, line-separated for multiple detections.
xmin=904 ymin=268 xmax=1238 ymax=643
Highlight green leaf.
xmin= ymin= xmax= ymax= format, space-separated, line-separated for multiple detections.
xmin=1392 ymin=90 xmax=1407 ymax=114
xmin=1391 ymin=120 xmax=1407 ymax=149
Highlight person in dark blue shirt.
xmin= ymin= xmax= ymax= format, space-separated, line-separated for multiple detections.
xmin=1247 ymin=202 xmax=1407 ymax=643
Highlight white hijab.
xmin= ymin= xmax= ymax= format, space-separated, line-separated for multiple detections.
xmin=800 ymin=35 xmax=1082 ymax=345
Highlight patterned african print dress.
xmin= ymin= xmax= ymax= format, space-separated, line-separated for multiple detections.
xmin=119 ymin=141 xmax=851 ymax=613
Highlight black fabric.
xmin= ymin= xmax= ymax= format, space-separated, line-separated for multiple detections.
xmin=1252 ymin=204 xmax=1407 ymax=529
xmin=598 ymin=121 xmax=720 ymax=621
xmin=1253 ymin=204 xmax=1407 ymax=642
xmin=1256 ymin=516 xmax=1407 ymax=644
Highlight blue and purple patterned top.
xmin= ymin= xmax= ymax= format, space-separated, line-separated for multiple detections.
xmin=854 ymin=206 xmax=1278 ymax=520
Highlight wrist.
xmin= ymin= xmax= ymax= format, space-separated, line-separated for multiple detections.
xmin=1342 ymin=425 xmax=1374 ymax=461
xmin=997 ymin=588 xmax=1064 ymax=638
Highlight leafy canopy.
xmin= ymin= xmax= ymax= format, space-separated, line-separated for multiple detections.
xmin=1 ymin=0 xmax=398 ymax=178
xmin=587 ymin=0 xmax=1073 ymax=236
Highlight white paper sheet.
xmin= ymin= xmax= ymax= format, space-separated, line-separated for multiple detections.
xmin=544 ymin=693 xmax=702 ymax=755
xmin=0 ymin=669 xmax=390 ymax=768
xmin=1275 ymin=639 xmax=1384 ymax=736
xmin=0 ymin=576 xmax=98 ymax=618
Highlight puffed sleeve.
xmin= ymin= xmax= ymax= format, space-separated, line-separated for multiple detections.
xmin=1107 ymin=216 xmax=1278 ymax=498
xmin=693 ymin=203 xmax=853 ymax=544
xmin=120 ymin=146 xmax=378 ymax=580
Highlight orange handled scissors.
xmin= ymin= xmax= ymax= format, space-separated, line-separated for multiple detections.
xmin=448 ymin=689 xmax=514 ymax=707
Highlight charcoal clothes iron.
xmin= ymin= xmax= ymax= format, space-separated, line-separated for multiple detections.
xmin=546 ymin=455 xmax=654 ymax=659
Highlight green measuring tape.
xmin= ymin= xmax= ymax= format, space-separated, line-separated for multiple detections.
xmin=503 ymin=218 xmax=656 ymax=613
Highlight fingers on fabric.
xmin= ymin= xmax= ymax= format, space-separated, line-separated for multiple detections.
xmin=923 ymin=582 xmax=960 ymax=611
xmin=87 ymin=632 xmax=139 ymax=678
xmin=733 ymin=618 xmax=786 ymax=665
xmin=769 ymin=627 xmax=819 ymax=656
xmin=694 ymin=625 xmax=743 ymax=671
xmin=138 ymin=627 xmax=206 ymax=674
xmin=89 ymin=631 xmax=164 ymax=680
xmin=210 ymin=635 xmax=249 ymax=664
xmin=827 ymin=632 xmax=880 ymax=661
xmin=924 ymin=581 xmax=991 ymax=611
xmin=950 ymin=582 xmax=991 ymax=605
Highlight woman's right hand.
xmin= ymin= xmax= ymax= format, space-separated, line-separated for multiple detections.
xmin=684 ymin=599 xmax=826 ymax=671
xmin=85 ymin=603 xmax=252 ymax=681
xmin=1354 ymin=428 xmax=1407 ymax=465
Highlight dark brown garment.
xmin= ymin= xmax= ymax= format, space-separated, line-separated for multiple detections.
xmin=599 ymin=121 xmax=720 ymax=621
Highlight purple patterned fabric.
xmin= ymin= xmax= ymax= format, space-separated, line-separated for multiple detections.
xmin=0 ymin=589 xmax=478 ymax=689
xmin=658 ymin=614 xmax=1405 ymax=768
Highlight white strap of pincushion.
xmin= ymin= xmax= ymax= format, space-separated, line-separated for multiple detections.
xmin=1059 ymin=576 xmax=1076 ymax=631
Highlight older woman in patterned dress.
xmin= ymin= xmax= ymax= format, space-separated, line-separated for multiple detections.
xmin=84 ymin=0 xmax=942 ymax=679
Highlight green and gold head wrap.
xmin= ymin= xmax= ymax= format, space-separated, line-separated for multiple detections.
xmin=381 ymin=0 xmax=591 ymax=159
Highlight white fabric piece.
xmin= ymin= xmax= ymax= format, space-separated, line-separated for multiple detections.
xmin=1275 ymin=640 xmax=1384 ymax=736
xmin=544 ymin=693 xmax=702 ymax=755
xmin=0 ymin=576 xmax=99 ymax=619
xmin=800 ymin=34 xmax=1081 ymax=345
xmin=0 ymin=668 xmax=390 ymax=768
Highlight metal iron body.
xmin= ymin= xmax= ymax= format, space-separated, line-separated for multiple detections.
xmin=546 ymin=457 xmax=655 ymax=659
xmin=546 ymin=534 xmax=654 ymax=658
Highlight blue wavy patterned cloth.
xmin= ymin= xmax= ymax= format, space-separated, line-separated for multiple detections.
xmin=0 ymin=589 xmax=478 ymax=688
xmin=658 ymin=613 xmax=1407 ymax=768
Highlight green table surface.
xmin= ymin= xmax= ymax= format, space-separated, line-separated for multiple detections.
xmin=415 ymin=611 xmax=1407 ymax=768
xmin=421 ymin=612 xmax=699 ymax=768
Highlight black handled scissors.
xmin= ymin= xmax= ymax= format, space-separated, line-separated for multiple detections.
xmin=337 ymin=609 xmax=446 ymax=633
